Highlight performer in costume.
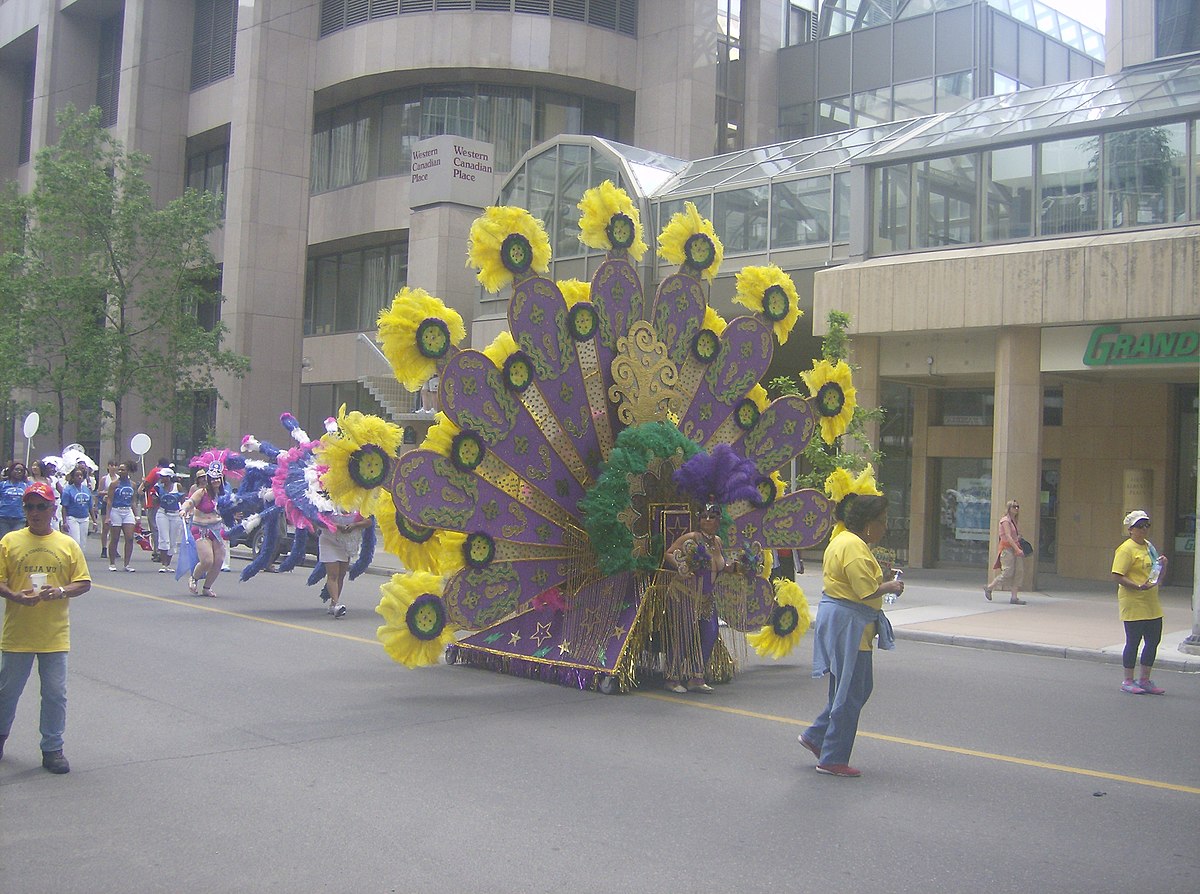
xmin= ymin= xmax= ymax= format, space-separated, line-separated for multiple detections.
xmin=181 ymin=461 xmax=228 ymax=597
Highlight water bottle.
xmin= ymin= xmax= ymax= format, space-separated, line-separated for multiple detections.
xmin=884 ymin=568 xmax=903 ymax=604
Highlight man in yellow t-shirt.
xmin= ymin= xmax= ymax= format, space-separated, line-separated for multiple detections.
xmin=0 ymin=481 xmax=92 ymax=773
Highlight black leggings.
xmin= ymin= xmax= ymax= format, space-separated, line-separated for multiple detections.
xmin=1122 ymin=618 xmax=1163 ymax=670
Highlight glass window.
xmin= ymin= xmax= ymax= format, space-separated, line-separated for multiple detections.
xmin=555 ymin=144 xmax=590 ymax=257
xmin=893 ymin=79 xmax=935 ymax=121
xmin=935 ymin=388 xmax=994 ymax=425
xmin=379 ymin=92 xmax=421 ymax=176
xmin=658 ymin=195 xmax=712 ymax=237
xmin=914 ymin=154 xmax=977 ymax=248
xmin=993 ymin=72 xmax=1020 ymax=95
xmin=985 ymin=144 xmax=1033 ymax=240
xmin=714 ymin=185 xmax=769 ymax=253
xmin=306 ymin=239 xmax=408 ymax=336
xmin=873 ymin=164 xmax=912 ymax=254
xmin=1103 ymin=122 xmax=1188 ymax=228
xmin=422 ymin=87 xmax=475 ymax=138
xmin=1195 ymin=120 xmax=1200 ymax=221
xmin=935 ymin=71 xmax=973 ymax=113
xmin=536 ymin=90 xmax=583 ymax=143
xmin=527 ymin=149 xmax=557 ymax=241
xmin=1038 ymin=136 xmax=1099 ymax=236
xmin=833 ymin=171 xmax=851 ymax=243
xmin=1155 ymin=0 xmax=1200 ymax=58
xmin=478 ymin=86 xmax=533 ymax=175
xmin=992 ymin=13 xmax=1019 ymax=78
xmin=312 ymin=257 xmax=338 ymax=336
xmin=310 ymin=117 xmax=331 ymax=193
xmin=817 ymin=96 xmax=852 ymax=135
xmin=853 ymin=88 xmax=891 ymax=128
xmin=935 ymin=457 xmax=993 ymax=567
xmin=359 ymin=247 xmax=388 ymax=332
xmin=770 ymin=176 xmax=830 ymax=248
xmin=336 ymin=251 xmax=362 ymax=334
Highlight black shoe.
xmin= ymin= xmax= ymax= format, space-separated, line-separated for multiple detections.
xmin=42 ymin=750 xmax=70 ymax=774
xmin=100 ymin=549 xmax=108 ymax=559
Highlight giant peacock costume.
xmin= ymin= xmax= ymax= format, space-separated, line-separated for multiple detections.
xmin=359 ymin=183 xmax=859 ymax=692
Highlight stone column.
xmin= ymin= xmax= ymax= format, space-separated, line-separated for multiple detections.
xmin=990 ymin=328 xmax=1043 ymax=590
xmin=407 ymin=204 xmax=485 ymax=346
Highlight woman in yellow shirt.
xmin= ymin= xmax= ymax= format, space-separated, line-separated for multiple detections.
xmin=799 ymin=493 xmax=903 ymax=778
xmin=1111 ymin=510 xmax=1167 ymax=695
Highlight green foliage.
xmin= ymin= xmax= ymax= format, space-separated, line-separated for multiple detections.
xmin=767 ymin=310 xmax=883 ymax=492
xmin=0 ymin=105 xmax=248 ymax=450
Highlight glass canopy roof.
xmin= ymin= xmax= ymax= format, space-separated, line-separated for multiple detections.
xmin=593 ymin=58 xmax=1200 ymax=199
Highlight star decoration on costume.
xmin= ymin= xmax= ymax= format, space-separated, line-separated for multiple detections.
xmin=509 ymin=631 xmax=522 ymax=645
xmin=532 ymin=622 xmax=553 ymax=647
xmin=611 ymin=625 xmax=626 ymax=640
xmin=558 ymin=641 xmax=571 ymax=655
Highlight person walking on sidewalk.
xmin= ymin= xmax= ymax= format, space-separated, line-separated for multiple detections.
xmin=985 ymin=499 xmax=1026 ymax=605
xmin=799 ymin=493 xmax=903 ymax=778
xmin=1111 ymin=510 xmax=1168 ymax=696
xmin=0 ymin=481 xmax=92 ymax=773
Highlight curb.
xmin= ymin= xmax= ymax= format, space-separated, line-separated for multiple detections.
xmin=893 ymin=629 xmax=1200 ymax=673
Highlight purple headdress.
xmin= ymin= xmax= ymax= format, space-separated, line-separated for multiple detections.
xmin=672 ymin=443 xmax=762 ymax=510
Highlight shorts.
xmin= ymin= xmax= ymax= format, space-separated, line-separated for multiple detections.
xmin=109 ymin=506 xmax=136 ymax=526
xmin=319 ymin=528 xmax=362 ymax=565
xmin=191 ymin=520 xmax=224 ymax=543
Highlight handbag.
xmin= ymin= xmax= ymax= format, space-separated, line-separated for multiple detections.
xmin=1018 ymin=537 xmax=1034 ymax=559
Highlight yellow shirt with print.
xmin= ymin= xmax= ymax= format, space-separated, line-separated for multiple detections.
xmin=823 ymin=529 xmax=884 ymax=651
xmin=1111 ymin=538 xmax=1163 ymax=622
xmin=0 ymin=527 xmax=91 ymax=652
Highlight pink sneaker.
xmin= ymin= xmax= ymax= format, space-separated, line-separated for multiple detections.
xmin=1137 ymin=679 xmax=1165 ymax=695
xmin=1121 ymin=680 xmax=1145 ymax=694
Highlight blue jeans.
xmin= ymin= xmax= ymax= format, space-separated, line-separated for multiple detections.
xmin=0 ymin=651 xmax=68 ymax=752
xmin=804 ymin=651 xmax=873 ymax=765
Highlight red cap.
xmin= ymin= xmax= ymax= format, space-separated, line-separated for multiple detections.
xmin=23 ymin=481 xmax=55 ymax=503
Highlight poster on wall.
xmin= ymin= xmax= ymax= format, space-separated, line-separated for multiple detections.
xmin=950 ymin=477 xmax=991 ymax=542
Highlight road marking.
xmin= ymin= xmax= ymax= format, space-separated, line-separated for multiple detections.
xmin=638 ymin=692 xmax=1200 ymax=795
xmin=103 ymin=585 xmax=1199 ymax=795
xmin=102 ymin=585 xmax=379 ymax=645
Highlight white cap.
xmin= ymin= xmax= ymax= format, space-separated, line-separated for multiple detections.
xmin=1123 ymin=510 xmax=1150 ymax=528
xmin=158 ymin=467 xmax=175 ymax=477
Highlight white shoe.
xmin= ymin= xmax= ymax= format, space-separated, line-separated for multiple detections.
xmin=221 ymin=563 xmax=231 ymax=571
xmin=333 ymin=603 xmax=347 ymax=619
xmin=125 ymin=565 xmax=136 ymax=572
xmin=109 ymin=565 xmax=117 ymax=572
xmin=158 ymin=567 xmax=168 ymax=573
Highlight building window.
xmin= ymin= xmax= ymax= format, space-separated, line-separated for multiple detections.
xmin=186 ymin=144 xmax=229 ymax=218
xmin=716 ymin=0 xmax=745 ymax=153
xmin=191 ymin=0 xmax=239 ymax=91
xmin=893 ymin=79 xmax=936 ymax=122
xmin=1102 ymin=122 xmax=1188 ymax=228
xmin=785 ymin=2 xmax=815 ymax=47
xmin=770 ymin=176 xmax=831 ymax=247
xmin=311 ymin=85 xmax=617 ymax=193
xmin=833 ymin=171 xmax=850 ymax=243
xmin=96 ymin=14 xmax=123 ymax=127
xmin=853 ymin=87 xmax=891 ymax=128
xmin=934 ymin=389 xmax=994 ymax=427
xmin=318 ymin=0 xmax=638 ymax=37
xmin=173 ymin=389 xmax=218 ymax=462
xmin=1038 ymin=136 xmax=1099 ymax=236
xmin=714 ymin=184 xmax=768 ymax=253
xmin=304 ymin=239 xmax=408 ymax=336
xmin=985 ymin=144 xmax=1033 ymax=241
xmin=817 ymin=96 xmax=852 ymax=135
xmin=873 ymin=164 xmax=911 ymax=253
xmin=1156 ymin=0 xmax=1200 ymax=59
xmin=935 ymin=71 xmax=973 ymax=113
xmin=914 ymin=154 xmax=976 ymax=248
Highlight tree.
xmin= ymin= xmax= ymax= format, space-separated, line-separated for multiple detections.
xmin=0 ymin=105 xmax=248 ymax=454
xmin=767 ymin=310 xmax=885 ymax=491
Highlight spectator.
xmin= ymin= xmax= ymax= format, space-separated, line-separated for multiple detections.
xmin=1111 ymin=510 xmax=1168 ymax=695
xmin=60 ymin=467 xmax=96 ymax=551
xmin=0 ymin=462 xmax=30 ymax=537
xmin=985 ymin=499 xmax=1027 ymax=605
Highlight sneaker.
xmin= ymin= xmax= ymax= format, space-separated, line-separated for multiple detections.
xmin=1137 ymin=679 xmax=1165 ymax=695
xmin=42 ymin=750 xmax=70 ymax=774
xmin=983 ymin=587 xmax=992 ymax=601
xmin=333 ymin=603 xmax=347 ymax=619
xmin=221 ymin=562 xmax=231 ymax=571
xmin=108 ymin=564 xmax=117 ymax=572
xmin=100 ymin=549 xmax=108 ymax=559
xmin=1121 ymin=680 xmax=1145 ymax=694
xmin=158 ymin=567 xmax=168 ymax=574
xmin=319 ymin=584 xmax=331 ymax=603
xmin=125 ymin=565 xmax=136 ymax=572
xmin=327 ymin=602 xmax=336 ymax=615
xmin=798 ymin=733 xmax=821 ymax=759
xmin=816 ymin=763 xmax=861 ymax=778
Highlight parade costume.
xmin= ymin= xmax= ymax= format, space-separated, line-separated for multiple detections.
xmin=345 ymin=185 xmax=858 ymax=692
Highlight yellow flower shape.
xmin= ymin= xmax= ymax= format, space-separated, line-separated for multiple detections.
xmin=376 ymin=572 xmax=458 ymax=668
xmin=747 ymin=383 xmax=770 ymax=413
xmin=800 ymin=359 xmax=857 ymax=445
xmin=315 ymin=408 xmax=404 ymax=515
xmin=576 ymin=180 xmax=648 ymax=262
xmin=467 ymin=206 xmax=551 ymax=294
xmin=557 ymin=278 xmax=591 ymax=308
xmin=656 ymin=201 xmax=723 ymax=283
xmin=746 ymin=579 xmax=811 ymax=660
xmin=374 ymin=490 xmax=466 ymax=575
xmin=420 ymin=412 xmax=461 ymax=457
xmin=482 ymin=330 xmax=519 ymax=368
xmin=702 ymin=305 xmax=728 ymax=336
xmin=733 ymin=265 xmax=802 ymax=345
xmin=377 ymin=287 xmax=466 ymax=391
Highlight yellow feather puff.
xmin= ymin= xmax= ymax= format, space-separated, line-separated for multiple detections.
xmin=335 ymin=407 xmax=405 ymax=457
xmin=314 ymin=409 xmax=404 ymax=515
xmin=376 ymin=287 xmax=467 ymax=391
xmin=373 ymin=491 xmax=466 ymax=575
xmin=770 ymin=470 xmax=788 ymax=500
xmin=419 ymin=412 xmax=461 ymax=457
xmin=800 ymin=359 xmax=857 ymax=445
xmin=824 ymin=467 xmax=855 ymax=504
xmin=702 ymin=304 xmax=728 ymax=335
xmin=557 ymin=278 xmax=591 ymax=308
xmin=748 ymin=383 xmax=770 ymax=412
xmin=745 ymin=578 xmax=812 ymax=660
xmin=656 ymin=201 xmax=724 ymax=283
xmin=375 ymin=572 xmax=458 ymax=668
xmin=482 ymin=330 xmax=520 ymax=368
xmin=467 ymin=206 xmax=551 ymax=294
xmin=576 ymin=180 xmax=648 ymax=262
xmin=733 ymin=265 xmax=803 ymax=345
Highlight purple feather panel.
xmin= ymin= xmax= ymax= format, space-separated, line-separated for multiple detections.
xmin=648 ymin=272 xmax=705 ymax=367
xmin=678 ymin=316 xmax=774 ymax=443
xmin=442 ymin=558 xmax=574 ymax=629
xmin=730 ymin=488 xmax=835 ymax=550
xmin=590 ymin=257 xmax=644 ymax=366
xmin=740 ymin=396 xmax=821 ymax=476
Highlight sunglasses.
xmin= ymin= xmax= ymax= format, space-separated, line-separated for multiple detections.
xmin=1133 ymin=521 xmax=1150 ymax=528
xmin=24 ymin=501 xmax=53 ymax=511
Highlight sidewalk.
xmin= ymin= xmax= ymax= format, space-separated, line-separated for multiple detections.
xmin=870 ymin=565 xmax=1200 ymax=672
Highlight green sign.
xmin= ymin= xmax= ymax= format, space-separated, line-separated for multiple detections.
xmin=1083 ymin=325 xmax=1200 ymax=366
